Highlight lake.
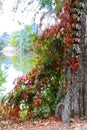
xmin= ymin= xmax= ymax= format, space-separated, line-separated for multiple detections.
xmin=0 ymin=52 xmax=34 ymax=99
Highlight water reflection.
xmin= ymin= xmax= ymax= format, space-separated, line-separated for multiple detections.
xmin=12 ymin=53 xmax=34 ymax=73
xmin=0 ymin=52 xmax=34 ymax=98
xmin=1 ymin=64 xmax=23 ymax=96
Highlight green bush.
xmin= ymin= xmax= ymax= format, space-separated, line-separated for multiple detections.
xmin=1 ymin=36 xmax=66 ymax=120
xmin=1 ymin=0 xmax=80 ymax=120
xmin=0 ymin=68 xmax=6 ymax=87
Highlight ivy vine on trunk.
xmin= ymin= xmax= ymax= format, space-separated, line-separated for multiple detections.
xmin=0 ymin=0 xmax=86 ymax=121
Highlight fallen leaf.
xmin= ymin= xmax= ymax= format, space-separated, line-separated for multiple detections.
xmin=1 ymin=120 xmax=9 ymax=125
xmin=55 ymin=117 xmax=62 ymax=123
xmin=43 ymin=121 xmax=50 ymax=126
xmin=69 ymin=118 xmax=75 ymax=123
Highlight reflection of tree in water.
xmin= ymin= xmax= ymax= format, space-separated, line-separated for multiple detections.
xmin=12 ymin=53 xmax=34 ymax=73
xmin=0 ymin=63 xmax=23 ymax=98
xmin=0 ymin=67 xmax=6 ymax=87
xmin=0 ymin=51 xmax=34 ymax=73
xmin=0 ymin=52 xmax=11 ymax=66
xmin=1 ymin=63 xmax=11 ymax=71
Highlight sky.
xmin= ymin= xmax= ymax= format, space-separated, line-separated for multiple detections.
xmin=0 ymin=14 xmax=22 ymax=35
xmin=0 ymin=0 xmax=21 ymax=35
xmin=0 ymin=0 xmax=41 ymax=35
xmin=0 ymin=0 xmax=56 ymax=36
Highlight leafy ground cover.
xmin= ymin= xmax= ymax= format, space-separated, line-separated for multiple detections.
xmin=0 ymin=116 xmax=87 ymax=130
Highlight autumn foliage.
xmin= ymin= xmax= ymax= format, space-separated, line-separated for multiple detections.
xmin=1 ymin=0 xmax=82 ymax=120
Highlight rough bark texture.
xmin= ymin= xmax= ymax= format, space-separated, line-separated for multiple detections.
xmin=61 ymin=0 xmax=87 ymax=121
xmin=83 ymin=0 xmax=87 ymax=117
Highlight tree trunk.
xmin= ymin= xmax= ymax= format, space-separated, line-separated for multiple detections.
xmin=61 ymin=0 xmax=87 ymax=121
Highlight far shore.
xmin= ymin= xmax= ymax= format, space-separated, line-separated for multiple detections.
xmin=0 ymin=46 xmax=20 ymax=57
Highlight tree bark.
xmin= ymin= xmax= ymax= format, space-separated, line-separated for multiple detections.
xmin=83 ymin=0 xmax=87 ymax=117
xmin=61 ymin=0 xmax=87 ymax=121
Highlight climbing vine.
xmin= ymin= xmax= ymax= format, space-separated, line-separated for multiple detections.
xmin=1 ymin=0 xmax=82 ymax=120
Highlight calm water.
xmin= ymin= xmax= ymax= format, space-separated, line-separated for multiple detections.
xmin=0 ymin=52 xmax=34 ymax=98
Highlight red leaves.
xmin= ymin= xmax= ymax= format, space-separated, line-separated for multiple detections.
xmin=41 ymin=24 xmax=60 ymax=39
xmin=71 ymin=63 xmax=79 ymax=73
xmin=31 ymin=68 xmax=36 ymax=74
xmin=70 ymin=76 xmax=73 ymax=81
xmin=22 ymin=90 xmax=29 ymax=101
xmin=18 ymin=76 xmax=24 ymax=83
xmin=70 ymin=58 xmax=75 ymax=65
xmin=33 ymin=98 xmax=41 ymax=106
xmin=64 ymin=6 xmax=70 ymax=12
xmin=17 ymin=68 xmax=37 ymax=85
xmin=70 ymin=58 xmax=80 ymax=73
xmin=9 ymin=108 xmax=20 ymax=117
xmin=65 ymin=37 xmax=71 ymax=43
xmin=1 ymin=98 xmax=20 ymax=119
xmin=55 ymin=117 xmax=62 ymax=123
xmin=16 ymin=69 xmax=36 ymax=87
xmin=25 ymin=79 xmax=33 ymax=86
xmin=66 ymin=24 xmax=71 ymax=30
xmin=70 ymin=14 xmax=75 ymax=21
xmin=29 ymin=111 xmax=34 ymax=119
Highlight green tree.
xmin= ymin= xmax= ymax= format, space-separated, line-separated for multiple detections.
xmin=11 ymin=25 xmax=37 ymax=52
xmin=0 ymin=68 xmax=6 ymax=87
